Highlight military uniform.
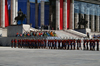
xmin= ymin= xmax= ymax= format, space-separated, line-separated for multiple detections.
xmin=11 ymin=39 xmax=14 ymax=48
xmin=14 ymin=39 xmax=17 ymax=48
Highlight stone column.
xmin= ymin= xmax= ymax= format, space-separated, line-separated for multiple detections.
xmin=63 ymin=0 xmax=67 ymax=30
xmin=85 ymin=14 xmax=89 ymax=28
xmin=0 ymin=0 xmax=5 ymax=27
xmin=35 ymin=3 xmax=38 ymax=28
xmin=80 ymin=14 xmax=84 ymax=28
xmin=15 ymin=0 xmax=18 ymax=17
xmin=0 ymin=0 xmax=1 ymax=27
xmin=41 ymin=1 xmax=45 ymax=26
xmin=11 ymin=0 xmax=16 ymax=25
xmin=96 ymin=16 xmax=99 ymax=32
xmin=91 ymin=15 xmax=95 ymax=32
xmin=74 ymin=13 xmax=79 ymax=29
xmin=27 ymin=0 xmax=30 ymax=24
xmin=56 ymin=0 xmax=60 ymax=30
xmin=49 ymin=6 xmax=52 ymax=26
xmin=69 ymin=0 xmax=74 ymax=29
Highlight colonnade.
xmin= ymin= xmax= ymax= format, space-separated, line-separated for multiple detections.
xmin=0 ymin=0 xmax=99 ymax=32
xmin=74 ymin=13 xmax=100 ymax=32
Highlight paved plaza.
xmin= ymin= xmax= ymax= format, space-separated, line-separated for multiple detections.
xmin=0 ymin=47 xmax=100 ymax=66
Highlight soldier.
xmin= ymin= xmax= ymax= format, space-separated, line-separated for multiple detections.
xmin=83 ymin=40 xmax=86 ymax=50
xmin=68 ymin=40 xmax=71 ymax=50
xmin=86 ymin=40 xmax=89 ymax=50
xmin=14 ymin=39 xmax=17 ymax=48
xmin=65 ymin=39 xmax=67 ymax=49
xmin=22 ymin=39 xmax=24 ymax=48
xmin=93 ymin=40 xmax=95 ymax=51
xmin=35 ymin=39 xmax=38 ymax=48
xmin=51 ymin=40 xmax=54 ymax=49
xmin=29 ymin=40 xmax=32 ymax=48
xmin=79 ymin=39 xmax=82 ymax=50
xmin=20 ymin=39 xmax=22 ymax=48
xmin=89 ymin=39 xmax=93 ymax=50
xmin=62 ymin=40 xmax=64 ymax=49
xmin=25 ymin=39 xmax=28 ymax=48
xmin=52 ymin=40 xmax=54 ymax=49
xmin=11 ymin=39 xmax=14 ymax=48
xmin=48 ymin=40 xmax=51 ymax=49
xmin=62 ymin=39 xmax=66 ymax=49
xmin=44 ymin=39 xmax=47 ymax=48
xmin=70 ymin=40 xmax=73 ymax=50
xmin=96 ymin=39 xmax=99 ymax=51
xmin=31 ymin=39 xmax=34 ymax=48
xmin=18 ymin=39 xmax=20 ymax=48
xmin=38 ymin=38 xmax=41 ymax=49
xmin=58 ymin=40 xmax=61 ymax=49
xmin=23 ymin=39 xmax=26 ymax=48
xmin=55 ymin=39 xmax=57 ymax=49
xmin=67 ymin=39 xmax=70 ymax=50
xmin=73 ymin=39 xmax=76 ymax=50
xmin=41 ymin=39 xmax=45 ymax=49
xmin=77 ymin=39 xmax=79 ymax=50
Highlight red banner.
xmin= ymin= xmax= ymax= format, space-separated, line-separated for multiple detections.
xmin=67 ymin=0 xmax=70 ymax=29
xmin=5 ymin=0 xmax=9 ymax=27
xmin=60 ymin=0 xmax=63 ymax=30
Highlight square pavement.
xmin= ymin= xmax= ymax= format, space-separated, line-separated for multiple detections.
xmin=0 ymin=47 xmax=100 ymax=66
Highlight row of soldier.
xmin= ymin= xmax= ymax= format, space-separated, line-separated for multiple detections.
xmin=11 ymin=39 xmax=99 ymax=51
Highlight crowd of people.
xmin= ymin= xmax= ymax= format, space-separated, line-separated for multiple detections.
xmin=92 ymin=34 xmax=100 ymax=38
xmin=16 ymin=31 xmax=56 ymax=37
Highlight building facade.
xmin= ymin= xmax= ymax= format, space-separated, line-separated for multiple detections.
xmin=0 ymin=0 xmax=100 ymax=32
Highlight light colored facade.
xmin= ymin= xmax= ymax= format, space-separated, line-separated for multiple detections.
xmin=0 ymin=0 xmax=100 ymax=32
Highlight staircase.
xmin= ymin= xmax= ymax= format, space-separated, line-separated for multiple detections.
xmin=30 ymin=27 xmax=87 ymax=39
xmin=55 ymin=30 xmax=82 ymax=39
xmin=65 ymin=29 xmax=87 ymax=38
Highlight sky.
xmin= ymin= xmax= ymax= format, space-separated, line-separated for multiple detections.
xmin=30 ymin=0 xmax=49 ymax=3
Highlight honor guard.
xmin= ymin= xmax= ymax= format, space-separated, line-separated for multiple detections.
xmin=25 ymin=39 xmax=28 ymax=48
xmin=14 ymin=39 xmax=17 ymax=48
xmin=41 ymin=39 xmax=44 ymax=49
xmin=58 ymin=40 xmax=61 ymax=49
xmin=22 ymin=39 xmax=24 ymax=48
xmin=83 ymin=40 xmax=86 ymax=50
xmin=35 ymin=39 xmax=38 ymax=48
xmin=70 ymin=39 xmax=73 ymax=50
xmin=51 ymin=40 xmax=53 ymax=49
xmin=67 ymin=39 xmax=69 ymax=50
xmin=31 ymin=39 xmax=34 ymax=48
xmin=29 ymin=40 xmax=32 ymax=48
xmin=93 ymin=40 xmax=95 ymax=51
xmin=20 ymin=39 xmax=22 ymax=48
xmin=23 ymin=39 xmax=26 ymax=48
xmin=38 ymin=39 xmax=41 ymax=49
xmin=44 ymin=39 xmax=47 ymax=48
xmin=89 ymin=39 xmax=93 ymax=50
xmin=48 ymin=40 xmax=51 ymax=49
xmin=55 ymin=39 xmax=57 ymax=49
xmin=68 ymin=39 xmax=71 ymax=50
xmin=62 ymin=40 xmax=66 ymax=49
xmin=86 ymin=40 xmax=89 ymax=50
xmin=77 ymin=39 xmax=81 ymax=50
xmin=11 ymin=39 xmax=14 ymax=48
xmin=18 ymin=39 xmax=20 ymax=48
xmin=77 ymin=39 xmax=79 ymax=50
xmin=73 ymin=39 xmax=76 ymax=50
xmin=96 ymin=39 xmax=99 ymax=51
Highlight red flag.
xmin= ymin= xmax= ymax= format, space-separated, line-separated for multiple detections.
xmin=67 ymin=0 xmax=70 ymax=29
xmin=60 ymin=0 xmax=63 ymax=30
xmin=5 ymin=0 xmax=9 ymax=27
